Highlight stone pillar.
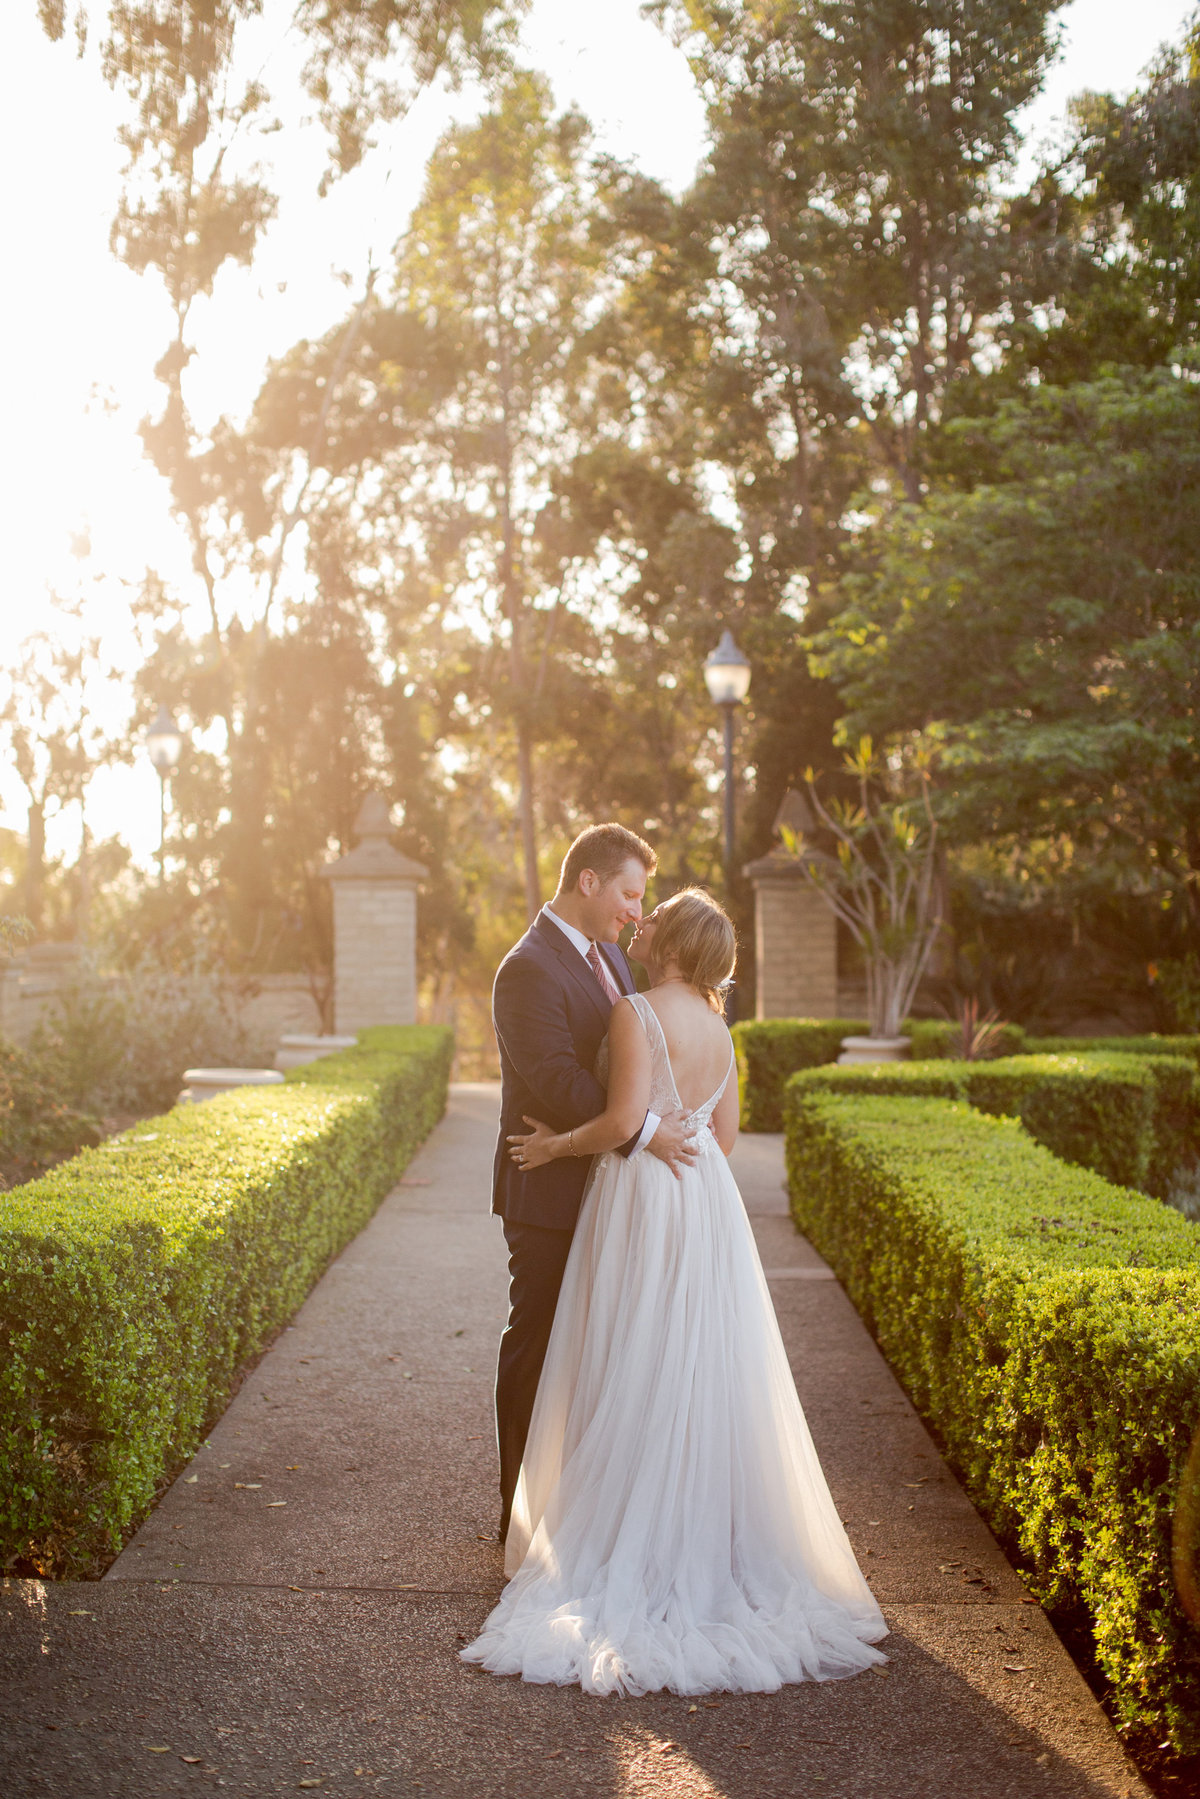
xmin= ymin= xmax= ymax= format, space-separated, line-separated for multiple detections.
xmin=322 ymin=794 xmax=428 ymax=1033
xmin=743 ymin=850 xmax=839 ymax=1020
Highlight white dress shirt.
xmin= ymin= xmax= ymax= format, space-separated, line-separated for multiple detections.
xmin=542 ymin=903 xmax=659 ymax=1155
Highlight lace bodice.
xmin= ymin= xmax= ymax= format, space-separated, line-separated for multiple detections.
xmin=596 ymin=992 xmax=734 ymax=1156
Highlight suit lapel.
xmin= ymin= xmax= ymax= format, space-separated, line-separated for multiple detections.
xmin=533 ymin=912 xmax=612 ymax=1026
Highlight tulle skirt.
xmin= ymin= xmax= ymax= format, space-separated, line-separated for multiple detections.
xmin=461 ymin=1141 xmax=888 ymax=1695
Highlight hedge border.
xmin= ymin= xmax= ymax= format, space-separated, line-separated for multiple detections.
xmin=0 ymin=1024 xmax=453 ymax=1577
xmin=783 ymin=1084 xmax=1200 ymax=1751
xmin=789 ymin=1051 xmax=1199 ymax=1197
xmin=734 ymin=1017 xmax=1200 ymax=1134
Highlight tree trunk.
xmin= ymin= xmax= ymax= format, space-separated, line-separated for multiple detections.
xmin=24 ymin=799 xmax=45 ymax=933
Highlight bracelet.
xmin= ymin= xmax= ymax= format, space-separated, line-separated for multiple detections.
xmin=567 ymin=1130 xmax=576 ymax=1157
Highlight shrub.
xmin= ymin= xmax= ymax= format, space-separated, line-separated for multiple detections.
xmin=783 ymin=1085 xmax=1200 ymax=1751
xmin=905 ymin=1018 xmax=1029 ymax=1060
xmin=1027 ymin=1034 xmax=1200 ymax=1071
xmin=0 ymin=1040 xmax=103 ymax=1190
xmin=789 ymin=1052 xmax=1199 ymax=1196
xmin=732 ymin=1015 xmax=1027 ymax=1131
xmin=966 ymin=1053 xmax=1198 ymax=1199
xmin=732 ymin=1019 xmax=867 ymax=1131
xmin=33 ymin=954 xmax=277 ymax=1115
xmin=0 ymin=1024 xmax=453 ymax=1577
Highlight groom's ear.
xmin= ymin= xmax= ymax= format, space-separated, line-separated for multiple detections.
xmin=577 ymin=868 xmax=599 ymax=898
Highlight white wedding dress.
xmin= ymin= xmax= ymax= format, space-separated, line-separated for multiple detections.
xmin=462 ymin=993 xmax=888 ymax=1695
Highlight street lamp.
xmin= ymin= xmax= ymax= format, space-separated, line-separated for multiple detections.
xmin=145 ymin=705 xmax=184 ymax=886
xmin=703 ymin=629 xmax=752 ymax=879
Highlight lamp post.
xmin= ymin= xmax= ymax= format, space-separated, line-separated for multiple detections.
xmin=703 ymin=629 xmax=752 ymax=881
xmin=145 ymin=706 xmax=184 ymax=886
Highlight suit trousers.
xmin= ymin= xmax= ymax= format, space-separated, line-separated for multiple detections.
xmin=495 ymin=1217 xmax=575 ymax=1537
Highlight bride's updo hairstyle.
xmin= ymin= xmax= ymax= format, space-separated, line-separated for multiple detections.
xmin=651 ymin=887 xmax=737 ymax=1013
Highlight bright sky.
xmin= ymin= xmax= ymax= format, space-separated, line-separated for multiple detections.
xmin=2 ymin=0 xmax=1195 ymax=869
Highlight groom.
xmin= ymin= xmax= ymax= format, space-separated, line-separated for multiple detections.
xmin=490 ymin=822 xmax=696 ymax=1541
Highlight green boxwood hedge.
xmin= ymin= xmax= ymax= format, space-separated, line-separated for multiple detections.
xmin=790 ymin=1052 xmax=1199 ymax=1197
xmin=0 ymin=1024 xmax=453 ymax=1577
xmin=732 ymin=1016 xmax=1028 ymax=1132
xmin=732 ymin=1019 xmax=868 ymax=1131
xmin=783 ymin=1085 xmax=1200 ymax=1750
xmin=1027 ymin=1034 xmax=1200 ymax=1071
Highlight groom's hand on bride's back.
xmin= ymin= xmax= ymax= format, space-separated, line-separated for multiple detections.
xmin=646 ymin=1108 xmax=699 ymax=1180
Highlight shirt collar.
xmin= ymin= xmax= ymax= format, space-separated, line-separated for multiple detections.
xmin=542 ymin=901 xmax=594 ymax=961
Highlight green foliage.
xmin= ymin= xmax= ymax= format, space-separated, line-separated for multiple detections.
xmin=1027 ymin=1035 xmax=1200 ymax=1071
xmin=0 ymin=1024 xmax=452 ymax=1577
xmin=792 ymin=1052 xmax=1199 ymax=1198
xmin=31 ymin=956 xmax=277 ymax=1115
xmin=0 ymin=1040 xmax=103 ymax=1191
xmin=732 ymin=1014 xmax=1030 ymax=1130
xmin=809 ymin=370 xmax=1200 ymax=947
xmin=782 ymin=1087 xmax=1200 ymax=1751
xmin=906 ymin=1018 xmax=1029 ymax=1060
xmin=1154 ymin=953 xmax=1200 ymax=1034
xmin=732 ymin=1019 xmax=867 ymax=1131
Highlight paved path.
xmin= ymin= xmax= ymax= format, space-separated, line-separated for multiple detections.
xmin=1 ymin=1084 xmax=1148 ymax=1799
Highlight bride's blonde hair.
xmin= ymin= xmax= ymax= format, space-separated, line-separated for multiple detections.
xmin=651 ymin=887 xmax=737 ymax=1013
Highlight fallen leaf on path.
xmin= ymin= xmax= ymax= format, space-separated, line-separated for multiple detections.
xmin=871 ymin=1666 xmax=891 ymax=1678
xmin=180 ymin=1755 xmax=201 ymax=1764
xmin=146 ymin=1746 xmax=171 ymax=1753
xmin=266 ymin=1501 xmax=287 ymax=1508
xmin=234 ymin=1482 xmax=261 ymax=1490
xmin=287 ymin=1465 xmax=300 ymax=1471
xmin=298 ymin=1781 xmax=323 ymax=1790
xmin=185 ymin=1475 xmax=198 ymax=1484
xmin=1003 ymin=1664 xmax=1029 ymax=1673
xmin=67 ymin=1609 xmax=92 ymax=1616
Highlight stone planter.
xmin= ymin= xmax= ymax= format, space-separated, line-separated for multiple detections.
xmin=836 ymin=1035 xmax=911 ymax=1066
xmin=178 ymin=1068 xmax=286 ymax=1104
xmin=275 ymin=1034 xmax=357 ymax=1071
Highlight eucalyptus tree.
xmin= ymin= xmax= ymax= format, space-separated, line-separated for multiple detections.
xmin=655 ymin=0 xmax=1065 ymax=501
xmin=37 ymin=0 xmax=519 ymax=957
xmin=284 ymin=74 xmax=730 ymax=921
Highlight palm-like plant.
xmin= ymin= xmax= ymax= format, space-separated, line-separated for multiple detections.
xmin=783 ymin=739 xmax=943 ymax=1041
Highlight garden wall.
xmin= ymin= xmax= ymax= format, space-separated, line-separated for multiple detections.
xmin=0 ymin=1024 xmax=452 ymax=1577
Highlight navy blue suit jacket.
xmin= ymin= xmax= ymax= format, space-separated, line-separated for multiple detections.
xmin=491 ymin=910 xmax=638 ymax=1231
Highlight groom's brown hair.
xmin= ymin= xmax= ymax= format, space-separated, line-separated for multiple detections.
xmin=559 ymin=823 xmax=657 ymax=892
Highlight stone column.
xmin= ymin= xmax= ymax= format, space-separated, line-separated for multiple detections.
xmin=743 ymin=850 xmax=839 ymax=1020
xmin=322 ymin=793 xmax=428 ymax=1033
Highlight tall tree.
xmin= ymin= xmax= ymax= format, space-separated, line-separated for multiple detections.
xmin=287 ymin=74 xmax=728 ymax=921
xmin=37 ymin=0 xmax=517 ymax=959
xmin=807 ymin=368 xmax=1200 ymax=957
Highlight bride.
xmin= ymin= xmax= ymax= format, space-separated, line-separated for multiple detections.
xmin=461 ymin=886 xmax=887 ymax=1696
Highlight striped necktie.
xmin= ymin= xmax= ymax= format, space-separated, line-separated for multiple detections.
xmin=586 ymin=942 xmax=623 ymax=1006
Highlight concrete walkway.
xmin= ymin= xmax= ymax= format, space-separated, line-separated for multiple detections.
xmin=1 ymin=1084 xmax=1148 ymax=1799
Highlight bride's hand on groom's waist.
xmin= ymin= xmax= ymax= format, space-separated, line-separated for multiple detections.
xmin=645 ymin=1108 xmax=699 ymax=1182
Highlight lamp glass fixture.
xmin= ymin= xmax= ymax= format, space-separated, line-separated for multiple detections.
xmin=703 ymin=629 xmax=752 ymax=706
xmin=146 ymin=705 xmax=184 ymax=775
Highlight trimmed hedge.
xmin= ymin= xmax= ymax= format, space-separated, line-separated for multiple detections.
xmin=1028 ymin=1034 xmax=1200 ymax=1072
xmin=905 ymin=1018 xmax=1030 ymax=1061
xmin=790 ymin=1052 xmax=1199 ymax=1197
xmin=733 ymin=1015 xmax=1028 ymax=1132
xmin=733 ymin=1019 xmax=868 ymax=1131
xmin=0 ymin=1025 xmax=452 ymax=1577
xmin=783 ymin=1085 xmax=1200 ymax=1750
